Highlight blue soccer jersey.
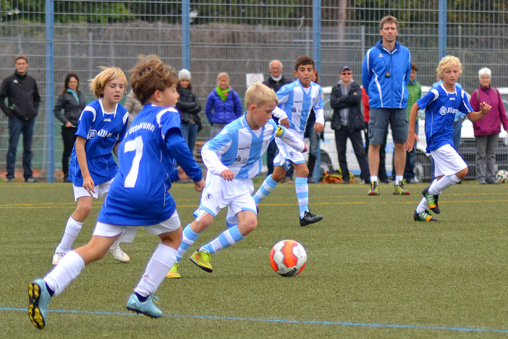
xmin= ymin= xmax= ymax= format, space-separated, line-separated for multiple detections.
xmin=276 ymin=79 xmax=324 ymax=133
xmin=202 ymin=116 xmax=303 ymax=179
xmin=417 ymin=84 xmax=473 ymax=153
xmin=98 ymin=105 xmax=203 ymax=226
xmin=69 ymin=99 xmax=129 ymax=186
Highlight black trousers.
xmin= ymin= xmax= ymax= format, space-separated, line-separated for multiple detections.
xmin=335 ymin=126 xmax=370 ymax=182
xmin=61 ymin=126 xmax=77 ymax=177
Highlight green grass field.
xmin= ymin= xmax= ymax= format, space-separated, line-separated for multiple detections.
xmin=1 ymin=180 xmax=508 ymax=338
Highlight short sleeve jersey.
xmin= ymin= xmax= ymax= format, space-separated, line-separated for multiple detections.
xmin=69 ymin=99 xmax=129 ymax=186
xmin=203 ymin=116 xmax=280 ymax=179
xmin=277 ymin=79 xmax=323 ymax=134
xmin=98 ymin=105 xmax=192 ymax=226
xmin=417 ymin=84 xmax=473 ymax=153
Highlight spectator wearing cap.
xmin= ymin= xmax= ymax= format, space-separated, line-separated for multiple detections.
xmin=470 ymin=67 xmax=508 ymax=184
xmin=330 ymin=65 xmax=370 ymax=183
xmin=177 ymin=68 xmax=202 ymax=154
xmin=205 ymin=72 xmax=243 ymax=137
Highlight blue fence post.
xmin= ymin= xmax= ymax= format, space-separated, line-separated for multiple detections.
xmin=45 ymin=0 xmax=55 ymax=182
xmin=182 ymin=0 xmax=190 ymax=70
xmin=438 ymin=0 xmax=447 ymax=60
xmin=312 ymin=0 xmax=322 ymax=183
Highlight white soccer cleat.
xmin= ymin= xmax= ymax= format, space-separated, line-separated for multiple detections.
xmin=52 ymin=252 xmax=65 ymax=265
xmin=109 ymin=240 xmax=130 ymax=263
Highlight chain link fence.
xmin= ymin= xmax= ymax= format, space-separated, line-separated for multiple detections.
xmin=0 ymin=1 xmax=507 ymax=181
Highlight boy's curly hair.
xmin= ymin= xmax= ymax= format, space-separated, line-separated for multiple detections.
xmin=436 ymin=56 xmax=463 ymax=80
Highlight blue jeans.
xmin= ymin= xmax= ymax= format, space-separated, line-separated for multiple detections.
xmin=180 ymin=123 xmax=198 ymax=154
xmin=7 ymin=117 xmax=35 ymax=180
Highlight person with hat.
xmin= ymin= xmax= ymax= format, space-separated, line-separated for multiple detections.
xmin=177 ymin=68 xmax=202 ymax=154
xmin=361 ymin=15 xmax=412 ymax=196
xmin=330 ymin=65 xmax=370 ymax=184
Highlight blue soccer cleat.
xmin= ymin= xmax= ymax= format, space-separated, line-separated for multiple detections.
xmin=28 ymin=279 xmax=51 ymax=329
xmin=126 ymin=293 xmax=163 ymax=318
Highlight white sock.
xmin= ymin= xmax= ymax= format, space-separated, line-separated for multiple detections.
xmin=428 ymin=174 xmax=460 ymax=195
xmin=415 ymin=197 xmax=429 ymax=213
xmin=134 ymin=244 xmax=177 ymax=298
xmin=44 ymin=251 xmax=85 ymax=297
xmin=55 ymin=217 xmax=83 ymax=254
xmin=370 ymin=176 xmax=378 ymax=183
xmin=395 ymin=175 xmax=403 ymax=185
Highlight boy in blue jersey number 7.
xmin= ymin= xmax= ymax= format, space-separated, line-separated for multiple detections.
xmin=252 ymin=56 xmax=325 ymax=227
xmin=28 ymin=55 xmax=205 ymax=329
xmin=406 ymin=56 xmax=491 ymax=222
xmin=166 ymin=82 xmax=305 ymax=278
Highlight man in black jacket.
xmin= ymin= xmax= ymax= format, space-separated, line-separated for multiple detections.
xmin=0 ymin=54 xmax=41 ymax=182
xmin=330 ymin=65 xmax=370 ymax=184
xmin=262 ymin=59 xmax=292 ymax=179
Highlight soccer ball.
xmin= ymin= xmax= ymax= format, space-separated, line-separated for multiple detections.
xmin=269 ymin=239 xmax=307 ymax=277
xmin=496 ymin=169 xmax=508 ymax=183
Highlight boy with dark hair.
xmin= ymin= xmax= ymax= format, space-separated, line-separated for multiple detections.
xmin=252 ymin=56 xmax=324 ymax=226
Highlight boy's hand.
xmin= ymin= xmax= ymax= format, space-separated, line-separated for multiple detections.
xmin=221 ymin=169 xmax=234 ymax=181
xmin=314 ymin=123 xmax=324 ymax=133
xmin=279 ymin=118 xmax=290 ymax=128
xmin=83 ymin=176 xmax=95 ymax=196
xmin=405 ymin=133 xmax=418 ymax=152
xmin=194 ymin=179 xmax=205 ymax=192
xmin=480 ymin=102 xmax=492 ymax=114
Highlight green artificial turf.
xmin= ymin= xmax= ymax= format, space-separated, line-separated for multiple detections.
xmin=1 ymin=181 xmax=507 ymax=338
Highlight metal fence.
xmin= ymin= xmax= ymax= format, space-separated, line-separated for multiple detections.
xmin=0 ymin=0 xmax=507 ymax=181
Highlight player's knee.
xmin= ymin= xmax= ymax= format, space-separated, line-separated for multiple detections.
xmin=456 ymin=167 xmax=468 ymax=179
xmin=271 ymin=172 xmax=285 ymax=182
xmin=240 ymin=218 xmax=257 ymax=235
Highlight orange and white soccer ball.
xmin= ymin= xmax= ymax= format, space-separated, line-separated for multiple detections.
xmin=269 ymin=239 xmax=307 ymax=277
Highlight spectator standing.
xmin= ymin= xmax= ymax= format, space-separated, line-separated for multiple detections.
xmin=304 ymin=69 xmax=323 ymax=183
xmin=330 ymin=65 xmax=370 ymax=184
xmin=362 ymin=87 xmax=389 ymax=183
xmin=470 ymin=67 xmax=508 ymax=184
xmin=0 ymin=54 xmax=41 ymax=182
xmin=177 ymin=69 xmax=202 ymax=154
xmin=403 ymin=64 xmax=422 ymax=182
xmin=362 ymin=15 xmax=412 ymax=196
xmin=263 ymin=59 xmax=291 ymax=177
xmin=54 ymin=73 xmax=86 ymax=182
xmin=124 ymin=89 xmax=143 ymax=123
xmin=205 ymin=72 xmax=243 ymax=137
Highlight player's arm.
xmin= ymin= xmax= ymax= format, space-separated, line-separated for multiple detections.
xmin=313 ymin=90 xmax=325 ymax=133
xmin=276 ymin=126 xmax=306 ymax=152
xmin=75 ymin=136 xmax=94 ymax=195
xmin=405 ymin=103 xmax=420 ymax=152
xmin=468 ymin=102 xmax=492 ymax=123
xmin=165 ymin=128 xmax=203 ymax=184
xmin=272 ymin=106 xmax=289 ymax=127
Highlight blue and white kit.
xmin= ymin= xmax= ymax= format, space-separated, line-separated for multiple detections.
xmin=69 ymin=99 xmax=129 ymax=186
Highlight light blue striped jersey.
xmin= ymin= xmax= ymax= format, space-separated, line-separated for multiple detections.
xmin=276 ymin=79 xmax=324 ymax=133
xmin=417 ymin=84 xmax=473 ymax=153
xmin=202 ymin=116 xmax=301 ymax=179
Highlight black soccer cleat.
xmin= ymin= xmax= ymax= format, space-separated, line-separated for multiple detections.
xmin=300 ymin=210 xmax=323 ymax=226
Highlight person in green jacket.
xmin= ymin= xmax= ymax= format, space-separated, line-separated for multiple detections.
xmin=404 ymin=64 xmax=422 ymax=182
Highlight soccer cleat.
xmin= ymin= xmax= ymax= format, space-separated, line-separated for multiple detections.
xmin=109 ymin=240 xmax=130 ymax=263
xmin=299 ymin=210 xmax=323 ymax=226
xmin=368 ymin=181 xmax=380 ymax=196
xmin=25 ymin=177 xmax=40 ymax=183
xmin=166 ymin=264 xmax=181 ymax=279
xmin=422 ymin=188 xmax=440 ymax=214
xmin=413 ymin=209 xmax=439 ymax=222
xmin=190 ymin=250 xmax=213 ymax=273
xmin=52 ymin=252 xmax=65 ymax=265
xmin=126 ymin=294 xmax=162 ymax=318
xmin=28 ymin=279 xmax=51 ymax=329
xmin=393 ymin=180 xmax=410 ymax=195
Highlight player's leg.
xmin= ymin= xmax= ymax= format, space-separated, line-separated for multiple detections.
xmin=253 ymin=165 xmax=286 ymax=205
xmin=293 ymin=162 xmax=323 ymax=226
xmin=53 ymin=193 xmax=93 ymax=264
xmin=129 ymin=214 xmax=182 ymax=318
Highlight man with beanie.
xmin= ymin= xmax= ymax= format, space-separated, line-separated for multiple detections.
xmin=0 ymin=54 xmax=41 ymax=182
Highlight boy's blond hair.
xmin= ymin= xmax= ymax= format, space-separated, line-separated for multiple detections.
xmin=89 ymin=67 xmax=128 ymax=98
xmin=436 ymin=56 xmax=463 ymax=79
xmin=245 ymin=83 xmax=278 ymax=109
xmin=217 ymin=72 xmax=229 ymax=82
xmin=130 ymin=55 xmax=178 ymax=105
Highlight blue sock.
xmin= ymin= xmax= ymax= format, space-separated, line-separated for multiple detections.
xmin=177 ymin=224 xmax=200 ymax=262
xmin=295 ymin=177 xmax=309 ymax=218
xmin=200 ymin=225 xmax=244 ymax=254
xmin=253 ymin=175 xmax=278 ymax=205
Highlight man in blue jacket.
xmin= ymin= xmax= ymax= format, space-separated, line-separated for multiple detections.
xmin=362 ymin=15 xmax=411 ymax=196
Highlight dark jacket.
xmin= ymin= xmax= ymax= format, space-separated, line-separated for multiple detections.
xmin=263 ymin=75 xmax=291 ymax=93
xmin=176 ymin=86 xmax=202 ymax=127
xmin=330 ymin=80 xmax=364 ymax=132
xmin=205 ymin=88 xmax=243 ymax=125
xmin=54 ymin=91 xmax=87 ymax=126
xmin=0 ymin=71 xmax=40 ymax=120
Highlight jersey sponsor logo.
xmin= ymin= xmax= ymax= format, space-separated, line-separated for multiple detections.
xmin=104 ymin=118 xmax=112 ymax=122
xmin=88 ymin=128 xmax=113 ymax=139
xmin=238 ymin=146 xmax=250 ymax=151
xmin=439 ymin=106 xmax=459 ymax=116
